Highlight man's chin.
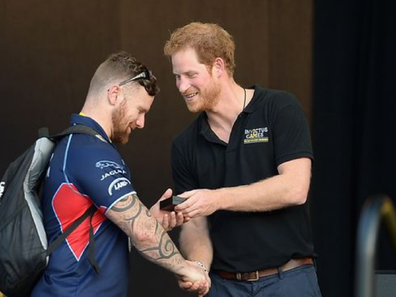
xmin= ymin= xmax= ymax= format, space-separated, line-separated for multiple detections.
xmin=111 ymin=132 xmax=130 ymax=144
xmin=186 ymin=103 xmax=202 ymax=113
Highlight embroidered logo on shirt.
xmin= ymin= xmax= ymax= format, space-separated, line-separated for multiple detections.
xmin=108 ymin=177 xmax=131 ymax=195
xmin=96 ymin=160 xmax=124 ymax=170
xmin=99 ymin=169 xmax=127 ymax=181
xmin=244 ymin=127 xmax=269 ymax=144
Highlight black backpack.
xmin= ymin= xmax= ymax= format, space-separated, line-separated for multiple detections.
xmin=0 ymin=125 xmax=102 ymax=297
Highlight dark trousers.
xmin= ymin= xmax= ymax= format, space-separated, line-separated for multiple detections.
xmin=207 ymin=265 xmax=322 ymax=297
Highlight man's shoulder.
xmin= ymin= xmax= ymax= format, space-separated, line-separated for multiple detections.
xmin=60 ymin=133 xmax=121 ymax=168
xmin=252 ymin=86 xmax=302 ymax=112
xmin=254 ymin=86 xmax=298 ymax=102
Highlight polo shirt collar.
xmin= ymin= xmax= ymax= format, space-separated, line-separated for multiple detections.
xmin=198 ymin=113 xmax=225 ymax=144
xmin=197 ymin=85 xmax=264 ymax=142
xmin=243 ymin=85 xmax=264 ymax=114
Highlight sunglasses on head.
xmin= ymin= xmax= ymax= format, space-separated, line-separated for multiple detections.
xmin=118 ymin=69 xmax=151 ymax=87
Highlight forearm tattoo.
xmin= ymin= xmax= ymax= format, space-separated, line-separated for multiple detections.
xmin=111 ymin=194 xmax=142 ymax=233
xmin=140 ymin=231 xmax=179 ymax=260
xmin=108 ymin=194 xmax=183 ymax=270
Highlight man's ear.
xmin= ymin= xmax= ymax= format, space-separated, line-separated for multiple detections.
xmin=212 ymin=57 xmax=225 ymax=77
xmin=107 ymin=85 xmax=121 ymax=105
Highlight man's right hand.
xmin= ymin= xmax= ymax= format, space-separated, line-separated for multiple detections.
xmin=176 ymin=260 xmax=211 ymax=297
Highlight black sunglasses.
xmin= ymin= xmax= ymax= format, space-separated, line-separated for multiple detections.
xmin=118 ymin=69 xmax=151 ymax=87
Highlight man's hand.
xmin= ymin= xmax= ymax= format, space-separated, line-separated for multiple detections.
xmin=174 ymin=189 xmax=220 ymax=218
xmin=176 ymin=260 xmax=211 ymax=297
xmin=150 ymin=188 xmax=190 ymax=231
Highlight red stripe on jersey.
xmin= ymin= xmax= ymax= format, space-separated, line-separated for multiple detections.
xmin=53 ymin=184 xmax=106 ymax=259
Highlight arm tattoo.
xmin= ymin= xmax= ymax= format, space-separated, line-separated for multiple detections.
xmin=111 ymin=194 xmax=139 ymax=212
xmin=140 ymin=230 xmax=179 ymax=260
xmin=110 ymin=194 xmax=142 ymax=234
xmin=108 ymin=193 xmax=183 ymax=271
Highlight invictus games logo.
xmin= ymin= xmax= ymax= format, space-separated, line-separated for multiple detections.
xmin=244 ymin=127 xmax=269 ymax=144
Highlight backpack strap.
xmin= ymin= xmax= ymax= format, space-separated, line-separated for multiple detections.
xmin=38 ymin=124 xmax=108 ymax=143
xmin=88 ymin=210 xmax=101 ymax=274
xmin=46 ymin=205 xmax=96 ymax=255
xmin=38 ymin=127 xmax=50 ymax=138
xmin=46 ymin=205 xmax=101 ymax=274
xmin=42 ymin=124 xmax=106 ymax=274
xmin=51 ymin=125 xmax=107 ymax=143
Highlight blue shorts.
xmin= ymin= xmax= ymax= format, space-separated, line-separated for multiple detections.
xmin=207 ymin=265 xmax=322 ymax=297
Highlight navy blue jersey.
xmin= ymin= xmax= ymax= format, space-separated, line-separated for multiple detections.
xmin=32 ymin=114 xmax=135 ymax=297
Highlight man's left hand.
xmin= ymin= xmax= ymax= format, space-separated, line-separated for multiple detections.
xmin=150 ymin=188 xmax=189 ymax=231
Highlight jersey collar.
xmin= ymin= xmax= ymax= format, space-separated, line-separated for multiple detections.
xmin=70 ymin=114 xmax=112 ymax=144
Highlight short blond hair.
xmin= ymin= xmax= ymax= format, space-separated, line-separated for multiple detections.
xmin=88 ymin=51 xmax=159 ymax=97
xmin=164 ymin=22 xmax=236 ymax=75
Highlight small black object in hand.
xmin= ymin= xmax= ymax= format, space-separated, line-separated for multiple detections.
xmin=159 ymin=196 xmax=187 ymax=211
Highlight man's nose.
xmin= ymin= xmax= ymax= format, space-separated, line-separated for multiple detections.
xmin=136 ymin=114 xmax=145 ymax=129
xmin=177 ymin=77 xmax=190 ymax=94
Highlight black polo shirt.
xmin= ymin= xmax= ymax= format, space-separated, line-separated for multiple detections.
xmin=171 ymin=85 xmax=315 ymax=272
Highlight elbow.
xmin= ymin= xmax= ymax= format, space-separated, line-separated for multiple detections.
xmin=132 ymin=230 xmax=152 ymax=244
xmin=294 ymin=192 xmax=308 ymax=206
xmin=129 ymin=231 xmax=151 ymax=248
xmin=288 ymin=185 xmax=309 ymax=206
xmin=130 ymin=222 xmax=156 ymax=246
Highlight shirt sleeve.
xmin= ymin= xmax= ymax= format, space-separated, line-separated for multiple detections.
xmin=270 ymin=92 xmax=314 ymax=166
xmin=66 ymin=139 xmax=135 ymax=213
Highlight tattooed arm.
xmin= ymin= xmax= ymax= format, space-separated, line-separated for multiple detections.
xmin=106 ymin=193 xmax=209 ymax=294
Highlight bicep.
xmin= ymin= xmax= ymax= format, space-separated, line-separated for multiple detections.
xmin=278 ymin=157 xmax=311 ymax=176
xmin=277 ymin=157 xmax=312 ymax=193
xmin=69 ymin=143 xmax=135 ymax=209
xmin=271 ymin=96 xmax=313 ymax=166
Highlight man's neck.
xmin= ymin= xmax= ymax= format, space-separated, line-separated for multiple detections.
xmin=80 ymin=100 xmax=113 ymax=141
xmin=205 ymin=81 xmax=246 ymax=143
